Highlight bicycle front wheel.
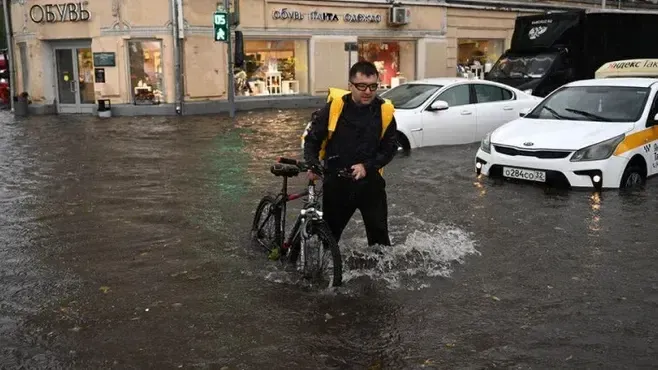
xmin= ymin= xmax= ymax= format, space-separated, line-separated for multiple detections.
xmin=297 ymin=221 xmax=343 ymax=288
xmin=251 ymin=195 xmax=281 ymax=256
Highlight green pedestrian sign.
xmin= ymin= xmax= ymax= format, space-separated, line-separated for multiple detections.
xmin=213 ymin=11 xmax=228 ymax=42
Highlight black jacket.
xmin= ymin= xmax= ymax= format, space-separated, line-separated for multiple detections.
xmin=303 ymin=93 xmax=398 ymax=174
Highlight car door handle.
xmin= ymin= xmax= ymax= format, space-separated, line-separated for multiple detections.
xmin=503 ymin=106 xmax=514 ymax=111
xmin=411 ymin=128 xmax=423 ymax=132
xmin=460 ymin=111 xmax=472 ymax=115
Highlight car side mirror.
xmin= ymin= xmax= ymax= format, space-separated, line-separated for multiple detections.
xmin=519 ymin=108 xmax=530 ymax=117
xmin=429 ymin=100 xmax=449 ymax=111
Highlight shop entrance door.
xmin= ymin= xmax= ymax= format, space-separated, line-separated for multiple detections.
xmin=54 ymin=45 xmax=95 ymax=114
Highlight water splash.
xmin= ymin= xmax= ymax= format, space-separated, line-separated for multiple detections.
xmin=257 ymin=213 xmax=480 ymax=291
xmin=340 ymin=213 xmax=480 ymax=290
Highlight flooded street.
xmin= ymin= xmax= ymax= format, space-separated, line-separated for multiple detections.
xmin=1 ymin=109 xmax=657 ymax=369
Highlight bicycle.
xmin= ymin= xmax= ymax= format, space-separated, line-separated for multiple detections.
xmin=251 ymin=157 xmax=350 ymax=288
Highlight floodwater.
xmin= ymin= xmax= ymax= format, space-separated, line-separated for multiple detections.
xmin=1 ymin=109 xmax=657 ymax=369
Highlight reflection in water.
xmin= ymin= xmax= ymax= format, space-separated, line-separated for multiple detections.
xmin=588 ymin=192 xmax=602 ymax=233
xmin=590 ymin=192 xmax=601 ymax=211
xmin=207 ymin=130 xmax=250 ymax=202
xmin=473 ymin=178 xmax=486 ymax=197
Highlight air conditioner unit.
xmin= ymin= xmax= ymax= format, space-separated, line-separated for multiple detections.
xmin=388 ymin=6 xmax=410 ymax=26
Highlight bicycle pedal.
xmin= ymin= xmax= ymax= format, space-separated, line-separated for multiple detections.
xmin=268 ymin=248 xmax=281 ymax=261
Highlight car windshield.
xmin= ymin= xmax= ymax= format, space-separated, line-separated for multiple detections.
xmin=380 ymin=84 xmax=442 ymax=109
xmin=488 ymin=53 xmax=557 ymax=79
xmin=525 ymin=85 xmax=650 ymax=122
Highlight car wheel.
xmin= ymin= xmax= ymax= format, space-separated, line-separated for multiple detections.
xmin=619 ymin=163 xmax=646 ymax=190
xmin=396 ymin=132 xmax=411 ymax=156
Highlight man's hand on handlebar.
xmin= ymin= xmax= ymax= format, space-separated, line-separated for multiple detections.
xmin=351 ymin=163 xmax=366 ymax=180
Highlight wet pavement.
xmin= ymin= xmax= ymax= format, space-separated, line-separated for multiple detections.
xmin=1 ymin=109 xmax=657 ymax=369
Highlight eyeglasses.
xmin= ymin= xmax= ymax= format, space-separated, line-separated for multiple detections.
xmin=350 ymin=81 xmax=379 ymax=92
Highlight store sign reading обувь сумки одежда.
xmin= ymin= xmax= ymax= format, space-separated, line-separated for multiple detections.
xmin=29 ymin=2 xmax=91 ymax=23
xmin=272 ymin=8 xmax=382 ymax=23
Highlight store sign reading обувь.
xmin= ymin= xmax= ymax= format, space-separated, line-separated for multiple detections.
xmin=272 ymin=8 xmax=382 ymax=23
xmin=29 ymin=2 xmax=91 ymax=23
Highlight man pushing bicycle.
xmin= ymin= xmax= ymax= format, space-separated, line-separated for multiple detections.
xmin=303 ymin=61 xmax=399 ymax=247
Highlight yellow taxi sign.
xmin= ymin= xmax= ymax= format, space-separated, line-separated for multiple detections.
xmin=595 ymin=59 xmax=658 ymax=78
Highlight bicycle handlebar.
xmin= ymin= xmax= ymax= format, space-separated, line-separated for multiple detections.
xmin=276 ymin=157 xmax=354 ymax=179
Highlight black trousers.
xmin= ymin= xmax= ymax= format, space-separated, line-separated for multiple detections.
xmin=322 ymin=172 xmax=391 ymax=246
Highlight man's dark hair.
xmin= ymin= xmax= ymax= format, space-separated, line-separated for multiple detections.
xmin=349 ymin=61 xmax=379 ymax=79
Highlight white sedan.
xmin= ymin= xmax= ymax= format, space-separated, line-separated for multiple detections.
xmin=474 ymin=77 xmax=658 ymax=190
xmin=379 ymin=78 xmax=541 ymax=153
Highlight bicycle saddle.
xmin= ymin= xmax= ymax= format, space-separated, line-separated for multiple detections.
xmin=270 ymin=163 xmax=300 ymax=177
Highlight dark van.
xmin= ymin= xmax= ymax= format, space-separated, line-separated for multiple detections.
xmin=486 ymin=10 xmax=658 ymax=97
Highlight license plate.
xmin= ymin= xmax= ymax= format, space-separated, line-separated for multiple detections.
xmin=503 ymin=167 xmax=546 ymax=182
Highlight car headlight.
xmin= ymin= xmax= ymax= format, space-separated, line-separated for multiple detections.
xmin=480 ymin=132 xmax=491 ymax=154
xmin=570 ymin=134 xmax=625 ymax=162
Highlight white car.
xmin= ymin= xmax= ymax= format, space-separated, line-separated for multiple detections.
xmin=474 ymin=77 xmax=658 ymax=190
xmin=379 ymin=78 xmax=541 ymax=152
xmin=301 ymin=78 xmax=541 ymax=153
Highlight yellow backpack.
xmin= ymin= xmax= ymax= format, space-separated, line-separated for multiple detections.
xmin=302 ymin=88 xmax=395 ymax=175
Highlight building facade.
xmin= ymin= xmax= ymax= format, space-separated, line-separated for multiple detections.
xmin=10 ymin=0 xmax=177 ymax=114
xmin=235 ymin=0 xmax=448 ymax=97
xmin=8 ymin=0 xmax=658 ymax=115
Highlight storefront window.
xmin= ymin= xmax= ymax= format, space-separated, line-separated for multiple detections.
xmin=236 ymin=40 xmax=309 ymax=97
xmin=358 ymin=41 xmax=415 ymax=89
xmin=128 ymin=40 xmax=164 ymax=104
xmin=457 ymin=39 xmax=504 ymax=78
xmin=77 ymin=48 xmax=95 ymax=104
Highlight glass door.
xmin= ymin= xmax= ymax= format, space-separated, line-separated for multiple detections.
xmin=55 ymin=49 xmax=79 ymax=113
xmin=55 ymin=47 xmax=95 ymax=114
xmin=76 ymin=48 xmax=96 ymax=113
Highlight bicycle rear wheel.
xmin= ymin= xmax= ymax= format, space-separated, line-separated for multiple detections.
xmin=251 ymin=195 xmax=282 ymax=257
xmin=296 ymin=221 xmax=343 ymax=288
